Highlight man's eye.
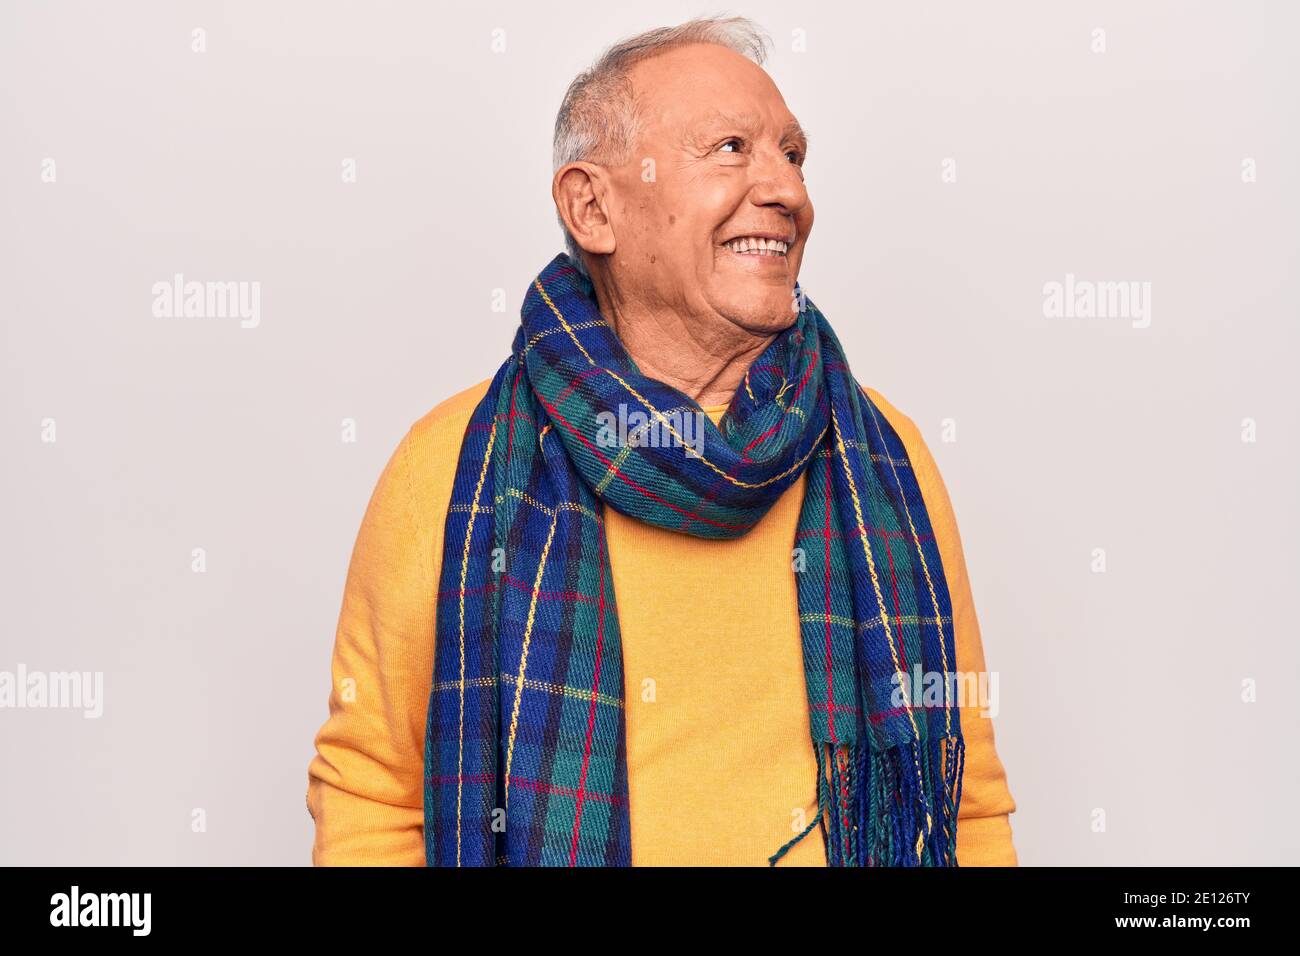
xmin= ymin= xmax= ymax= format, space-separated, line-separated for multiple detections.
xmin=718 ymin=138 xmax=743 ymax=153
xmin=785 ymin=150 xmax=803 ymax=165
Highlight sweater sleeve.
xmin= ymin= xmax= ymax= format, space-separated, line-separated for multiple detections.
xmin=903 ymin=418 xmax=1020 ymax=866
xmin=306 ymin=428 xmax=436 ymax=866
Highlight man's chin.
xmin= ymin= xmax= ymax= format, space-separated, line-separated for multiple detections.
xmin=713 ymin=295 xmax=800 ymax=337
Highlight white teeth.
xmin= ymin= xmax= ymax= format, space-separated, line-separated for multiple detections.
xmin=725 ymin=236 xmax=789 ymax=256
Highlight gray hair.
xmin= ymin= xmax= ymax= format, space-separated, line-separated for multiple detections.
xmin=551 ymin=16 xmax=772 ymax=276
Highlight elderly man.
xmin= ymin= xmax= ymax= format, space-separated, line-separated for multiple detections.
xmin=307 ymin=16 xmax=1017 ymax=867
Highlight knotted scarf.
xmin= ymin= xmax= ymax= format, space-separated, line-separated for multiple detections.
xmin=424 ymin=254 xmax=965 ymax=866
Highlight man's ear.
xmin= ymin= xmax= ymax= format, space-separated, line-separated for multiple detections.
xmin=553 ymin=162 xmax=616 ymax=257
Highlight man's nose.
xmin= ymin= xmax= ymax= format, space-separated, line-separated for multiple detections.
xmin=749 ymin=149 xmax=809 ymax=217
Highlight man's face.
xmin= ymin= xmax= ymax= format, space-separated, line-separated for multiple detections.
xmin=598 ymin=43 xmax=814 ymax=337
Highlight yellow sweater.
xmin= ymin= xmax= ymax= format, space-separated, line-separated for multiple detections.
xmin=307 ymin=378 xmax=1018 ymax=866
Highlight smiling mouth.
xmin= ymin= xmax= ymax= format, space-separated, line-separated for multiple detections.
xmin=723 ymin=236 xmax=790 ymax=257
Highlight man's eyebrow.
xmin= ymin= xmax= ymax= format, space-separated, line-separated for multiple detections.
xmin=782 ymin=119 xmax=810 ymax=152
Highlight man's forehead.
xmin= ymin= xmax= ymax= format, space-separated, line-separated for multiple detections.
xmin=626 ymin=45 xmax=803 ymax=138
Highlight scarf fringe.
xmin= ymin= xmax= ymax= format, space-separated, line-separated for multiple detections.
xmin=770 ymin=733 xmax=966 ymax=866
xmin=768 ymin=741 xmax=831 ymax=866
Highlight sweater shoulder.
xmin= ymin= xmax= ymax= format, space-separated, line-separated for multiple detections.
xmin=411 ymin=376 xmax=495 ymax=438
xmin=405 ymin=377 xmax=494 ymax=462
xmin=395 ymin=376 xmax=495 ymax=529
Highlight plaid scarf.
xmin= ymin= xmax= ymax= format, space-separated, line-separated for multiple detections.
xmin=424 ymin=254 xmax=965 ymax=866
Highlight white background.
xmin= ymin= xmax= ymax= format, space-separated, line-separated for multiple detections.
xmin=1 ymin=0 xmax=1297 ymax=864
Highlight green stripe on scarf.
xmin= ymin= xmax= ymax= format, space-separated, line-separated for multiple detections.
xmin=424 ymin=254 xmax=964 ymax=866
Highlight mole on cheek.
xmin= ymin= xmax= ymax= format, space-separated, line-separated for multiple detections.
xmin=650 ymin=254 xmax=656 ymax=264
xmin=669 ymin=215 xmax=676 ymax=225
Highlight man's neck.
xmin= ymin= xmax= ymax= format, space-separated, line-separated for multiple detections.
xmin=592 ymin=277 xmax=774 ymax=409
